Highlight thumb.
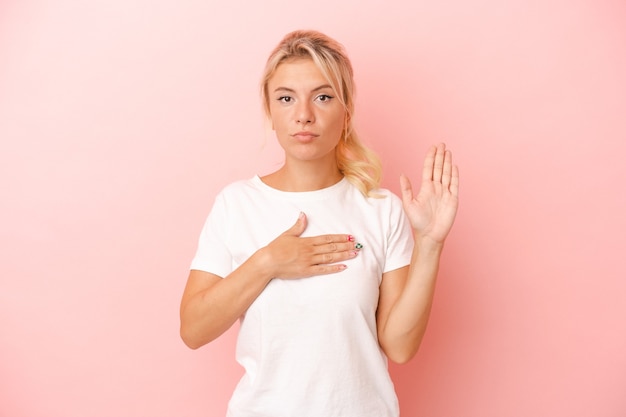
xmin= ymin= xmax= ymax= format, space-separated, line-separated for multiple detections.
xmin=283 ymin=211 xmax=307 ymax=237
xmin=399 ymin=174 xmax=414 ymax=206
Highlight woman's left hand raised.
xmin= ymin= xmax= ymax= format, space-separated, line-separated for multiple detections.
xmin=400 ymin=143 xmax=459 ymax=245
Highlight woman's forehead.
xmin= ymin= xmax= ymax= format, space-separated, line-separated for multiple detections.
xmin=269 ymin=58 xmax=332 ymax=89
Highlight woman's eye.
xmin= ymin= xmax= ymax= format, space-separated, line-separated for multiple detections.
xmin=316 ymin=94 xmax=333 ymax=102
xmin=278 ymin=96 xmax=292 ymax=103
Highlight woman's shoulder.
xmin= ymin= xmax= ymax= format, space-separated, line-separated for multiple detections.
xmin=344 ymin=182 xmax=403 ymax=210
xmin=217 ymin=176 xmax=261 ymax=195
xmin=361 ymin=186 xmax=402 ymax=204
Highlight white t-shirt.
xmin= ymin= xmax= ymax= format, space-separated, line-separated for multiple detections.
xmin=191 ymin=175 xmax=414 ymax=417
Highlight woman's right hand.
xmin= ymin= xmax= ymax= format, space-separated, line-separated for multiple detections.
xmin=180 ymin=212 xmax=358 ymax=349
xmin=259 ymin=212 xmax=360 ymax=280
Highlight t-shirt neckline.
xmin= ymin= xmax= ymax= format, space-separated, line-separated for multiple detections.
xmin=252 ymin=175 xmax=349 ymax=201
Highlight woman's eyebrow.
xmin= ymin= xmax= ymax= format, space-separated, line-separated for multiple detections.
xmin=273 ymin=84 xmax=333 ymax=93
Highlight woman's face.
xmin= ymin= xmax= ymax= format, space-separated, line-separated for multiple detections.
xmin=267 ymin=58 xmax=346 ymax=166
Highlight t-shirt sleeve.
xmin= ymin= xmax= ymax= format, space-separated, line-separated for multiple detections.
xmin=189 ymin=192 xmax=232 ymax=278
xmin=383 ymin=193 xmax=414 ymax=273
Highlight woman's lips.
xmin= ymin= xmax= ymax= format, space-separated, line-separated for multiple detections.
xmin=291 ymin=132 xmax=319 ymax=142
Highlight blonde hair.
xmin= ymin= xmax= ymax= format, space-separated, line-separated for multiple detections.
xmin=261 ymin=30 xmax=383 ymax=198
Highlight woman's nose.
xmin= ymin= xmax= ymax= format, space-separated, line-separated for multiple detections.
xmin=295 ymin=101 xmax=314 ymax=125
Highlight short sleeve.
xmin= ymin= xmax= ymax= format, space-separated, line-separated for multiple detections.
xmin=189 ymin=192 xmax=233 ymax=278
xmin=383 ymin=193 xmax=414 ymax=273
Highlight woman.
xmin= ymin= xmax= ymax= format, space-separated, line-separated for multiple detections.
xmin=180 ymin=30 xmax=459 ymax=417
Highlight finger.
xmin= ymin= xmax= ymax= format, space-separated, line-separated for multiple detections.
xmin=399 ymin=174 xmax=414 ymax=207
xmin=442 ymin=150 xmax=453 ymax=188
xmin=308 ymin=233 xmax=355 ymax=246
xmin=312 ymin=247 xmax=359 ymax=265
xmin=282 ymin=212 xmax=307 ymax=237
xmin=308 ymin=263 xmax=348 ymax=276
xmin=312 ymin=240 xmax=358 ymax=255
xmin=450 ymin=165 xmax=460 ymax=196
xmin=432 ymin=143 xmax=445 ymax=183
xmin=421 ymin=145 xmax=436 ymax=183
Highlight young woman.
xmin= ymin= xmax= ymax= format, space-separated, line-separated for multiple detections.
xmin=180 ymin=30 xmax=459 ymax=417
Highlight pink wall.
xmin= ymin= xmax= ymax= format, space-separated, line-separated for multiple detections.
xmin=1 ymin=0 xmax=625 ymax=416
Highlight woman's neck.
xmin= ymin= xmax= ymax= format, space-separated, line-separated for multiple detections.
xmin=261 ymin=161 xmax=343 ymax=192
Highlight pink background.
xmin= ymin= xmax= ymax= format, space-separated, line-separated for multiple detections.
xmin=1 ymin=0 xmax=625 ymax=416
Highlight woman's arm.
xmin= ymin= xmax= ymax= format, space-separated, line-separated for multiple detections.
xmin=180 ymin=212 xmax=359 ymax=349
xmin=180 ymin=257 xmax=272 ymax=350
xmin=376 ymin=143 xmax=459 ymax=363
xmin=376 ymin=240 xmax=442 ymax=363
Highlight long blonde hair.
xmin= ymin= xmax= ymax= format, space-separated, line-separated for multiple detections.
xmin=261 ymin=30 xmax=383 ymax=197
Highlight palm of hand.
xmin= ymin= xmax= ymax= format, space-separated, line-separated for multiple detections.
xmin=400 ymin=144 xmax=460 ymax=243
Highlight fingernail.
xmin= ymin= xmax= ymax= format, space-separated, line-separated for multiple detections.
xmin=355 ymin=243 xmax=363 ymax=250
xmin=347 ymin=235 xmax=355 ymax=242
xmin=350 ymin=250 xmax=358 ymax=257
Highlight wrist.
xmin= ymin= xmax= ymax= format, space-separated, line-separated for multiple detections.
xmin=413 ymin=235 xmax=445 ymax=255
xmin=249 ymin=247 xmax=276 ymax=283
